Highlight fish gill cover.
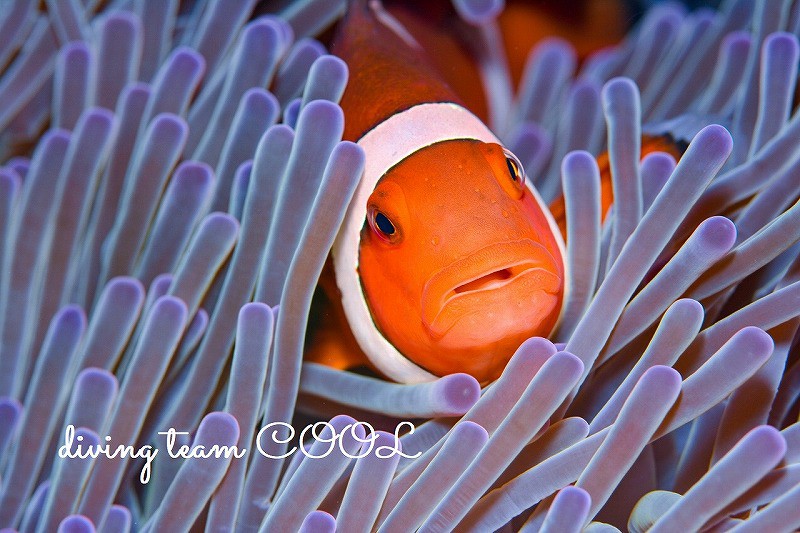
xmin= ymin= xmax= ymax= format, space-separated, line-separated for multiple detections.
xmin=0 ymin=0 xmax=799 ymax=531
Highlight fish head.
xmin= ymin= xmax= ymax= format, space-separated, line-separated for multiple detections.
xmin=356 ymin=139 xmax=565 ymax=383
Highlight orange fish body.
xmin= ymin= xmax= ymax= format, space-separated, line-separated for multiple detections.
xmin=305 ymin=0 xmax=567 ymax=384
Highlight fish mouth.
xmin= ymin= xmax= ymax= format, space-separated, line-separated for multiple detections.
xmin=452 ymin=266 xmax=519 ymax=294
xmin=421 ymin=239 xmax=562 ymax=339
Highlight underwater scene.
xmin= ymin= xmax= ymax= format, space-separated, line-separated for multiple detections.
xmin=1 ymin=0 xmax=800 ymax=531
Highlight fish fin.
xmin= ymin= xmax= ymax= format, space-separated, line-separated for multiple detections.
xmin=305 ymin=258 xmax=377 ymax=373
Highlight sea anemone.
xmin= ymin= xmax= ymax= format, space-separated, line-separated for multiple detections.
xmin=1 ymin=0 xmax=799 ymax=531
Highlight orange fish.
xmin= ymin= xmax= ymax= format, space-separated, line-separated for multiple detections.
xmin=303 ymin=0 xmax=565 ymax=385
xmin=307 ymin=0 xmax=656 ymax=384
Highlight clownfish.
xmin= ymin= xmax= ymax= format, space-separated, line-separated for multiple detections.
xmin=306 ymin=0 xmax=682 ymax=385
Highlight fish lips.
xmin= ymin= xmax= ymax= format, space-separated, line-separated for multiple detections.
xmin=421 ymin=239 xmax=562 ymax=341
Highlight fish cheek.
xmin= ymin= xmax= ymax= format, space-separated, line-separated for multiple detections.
xmin=357 ymin=204 xmax=424 ymax=348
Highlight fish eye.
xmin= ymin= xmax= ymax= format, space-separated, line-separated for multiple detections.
xmin=375 ymin=212 xmax=395 ymax=235
xmin=370 ymin=209 xmax=399 ymax=242
xmin=503 ymin=150 xmax=526 ymax=189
